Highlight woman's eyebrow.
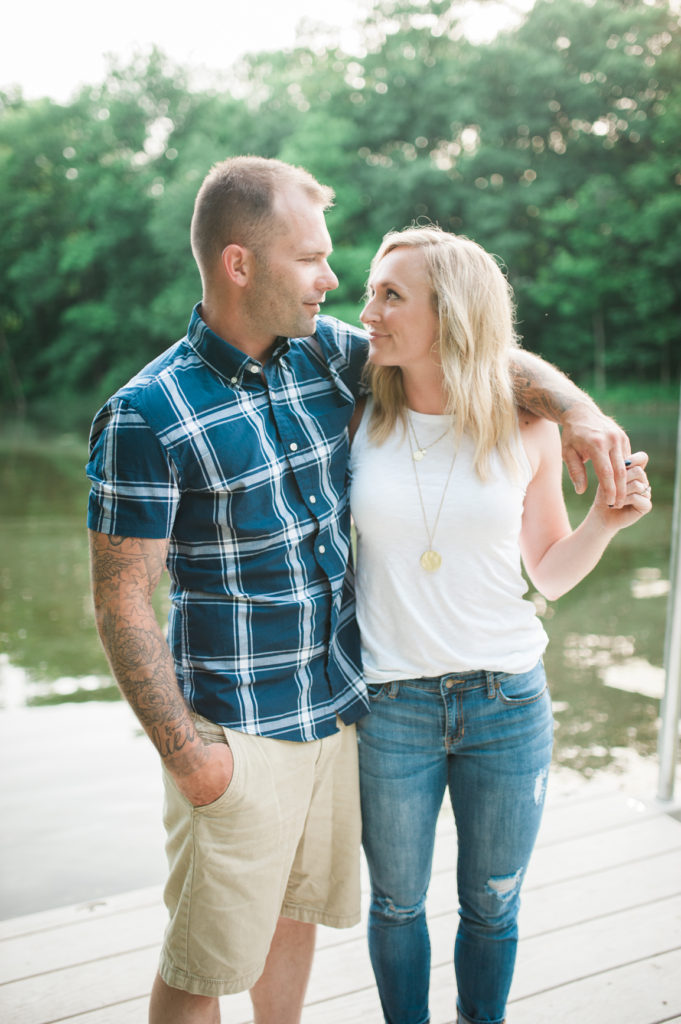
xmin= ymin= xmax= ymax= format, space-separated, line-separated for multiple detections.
xmin=369 ymin=277 xmax=400 ymax=290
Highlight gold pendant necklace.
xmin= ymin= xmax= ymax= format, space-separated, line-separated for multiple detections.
xmin=420 ymin=549 xmax=443 ymax=572
xmin=407 ymin=413 xmax=456 ymax=572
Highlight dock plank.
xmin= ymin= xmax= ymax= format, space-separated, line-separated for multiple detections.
xmin=0 ymin=947 xmax=159 ymax=1024
xmin=508 ymin=948 xmax=681 ymax=1023
xmin=510 ymin=893 xmax=681 ymax=999
xmin=532 ymin=790 xmax=656 ymax=845
xmin=509 ymin=813 xmax=681 ymax=887
xmin=0 ymin=903 xmax=165 ymax=985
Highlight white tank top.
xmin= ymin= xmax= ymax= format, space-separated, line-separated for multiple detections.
xmin=350 ymin=400 xmax=548 ymax=682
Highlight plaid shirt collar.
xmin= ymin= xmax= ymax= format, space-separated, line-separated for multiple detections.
xmin=187 ymin=304 xmax=291 ymax=386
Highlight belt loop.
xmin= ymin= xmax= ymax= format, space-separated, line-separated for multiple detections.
xmin=485 ymin=671 xmax=497 ymax=699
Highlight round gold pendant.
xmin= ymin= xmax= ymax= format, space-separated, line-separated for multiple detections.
xmin=413 ymin=449 xmax=425 ymax=461
xmin=420 ymin=549 xmax=442 ymax=572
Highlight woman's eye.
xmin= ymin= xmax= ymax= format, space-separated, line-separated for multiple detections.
xmin=387 ymin=289 xmax=400 ymax=300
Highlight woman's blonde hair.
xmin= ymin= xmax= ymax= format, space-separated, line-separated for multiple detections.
xmin=366 ymin=225 xmax=520 ymax=479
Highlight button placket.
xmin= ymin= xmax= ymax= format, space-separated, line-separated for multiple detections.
xmin=267 ymin=364 xmax=334 ymax=577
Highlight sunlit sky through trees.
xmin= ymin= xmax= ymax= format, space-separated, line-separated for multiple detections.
xmin=4 ymin=0 xmax=536 ymax=101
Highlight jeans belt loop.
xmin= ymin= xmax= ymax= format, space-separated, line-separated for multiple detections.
xmin=485 ymin=671 xmax=497 ymax=699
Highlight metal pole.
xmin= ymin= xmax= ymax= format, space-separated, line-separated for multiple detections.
xmin=657 ymin=381 xmax=681 ymax=803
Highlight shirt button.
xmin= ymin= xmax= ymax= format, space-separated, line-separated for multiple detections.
xmin=230 ymin=376 xmax=238 ymax=384
xmin=318 ymin=545 xmax=326 ymax=554
xmin=309 ymin=495 xmax=317 ymax=504
xmin=248 ymin=364 xmax=260 ymax=374
xmin=289 ymin=442 xmax=298 ymax=452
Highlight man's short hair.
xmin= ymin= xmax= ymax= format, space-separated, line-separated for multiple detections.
xmin=190 ymin=156 xmax=335 ymax=281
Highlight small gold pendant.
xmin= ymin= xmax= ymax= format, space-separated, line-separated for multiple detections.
xmin=413 ymin=449 xmax=426 ymax=461
xmin=420 ymin=549 xmax=442 ymax=572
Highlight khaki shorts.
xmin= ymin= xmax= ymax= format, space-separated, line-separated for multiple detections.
xmin=158 ymin=715 xmax=361 ymax=997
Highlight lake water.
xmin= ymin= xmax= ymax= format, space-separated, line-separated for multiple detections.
xmin=0 ymin=402 xmax=678 ymax=919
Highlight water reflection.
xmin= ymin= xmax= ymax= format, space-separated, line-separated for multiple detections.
xmin=563 ymin=629 xmax=665 ymax=701
xmin=630 ymin=566 xmax=671 ymax=600
xmin=0 ymin=436 xmax=170 ymax=704
xmin=0 ymin=654 xmax=116 ymax=708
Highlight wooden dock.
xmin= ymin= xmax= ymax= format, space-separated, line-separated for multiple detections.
xmin=2 ymin=774 xmax=680 ymax=1024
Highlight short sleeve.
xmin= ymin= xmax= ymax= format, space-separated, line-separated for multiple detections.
xmin=86 ymin=397 xmax=180 ymax=538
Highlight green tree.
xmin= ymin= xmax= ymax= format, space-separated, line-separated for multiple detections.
xmin=0 ymin=52 xmax=201 ymax=421
xmin=505 ymin=0 xmax=681 ymax=383
xmin=1 ymin=0 xmax=679 ymax=429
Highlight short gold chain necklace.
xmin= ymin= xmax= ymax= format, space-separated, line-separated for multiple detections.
xmin=409 ymin=418 xmax=450 ymax=461
xmin=406 ymin=413 xmax=457 ymax=572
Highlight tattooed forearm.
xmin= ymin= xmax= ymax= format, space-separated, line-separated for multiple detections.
xmin=89 ymin=531 xmax=207 ymax=776
xmin=510 ymin=350 xmax=591 ymax=423
xmin=151 ymin=720 xmax=198 ymax=759
xmin=92 ymin=534 xmax=166 ymax=596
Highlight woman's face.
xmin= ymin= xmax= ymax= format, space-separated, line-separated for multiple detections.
xmin=360 ymin=247 xmax=440 ymax=372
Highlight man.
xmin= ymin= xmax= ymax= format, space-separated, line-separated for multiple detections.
xmin=87 ymin=156 xmax=630 ymax=1024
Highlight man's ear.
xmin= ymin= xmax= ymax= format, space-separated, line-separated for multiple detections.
xmin=221 ymin=244 xmax=254 ymax=287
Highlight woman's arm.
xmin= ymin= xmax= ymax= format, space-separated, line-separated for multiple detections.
xmin=518 ymin=415 xmax=652 ymax=602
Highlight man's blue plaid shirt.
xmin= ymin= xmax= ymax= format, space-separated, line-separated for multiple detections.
xmin=87 ymin=306 xmax=370 ymax=741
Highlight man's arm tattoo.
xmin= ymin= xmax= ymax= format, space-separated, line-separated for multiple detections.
xmin=90 ymin=534 xmax=202 ymax=766
xmin=510 ymin=356 xmax=578 ymax=423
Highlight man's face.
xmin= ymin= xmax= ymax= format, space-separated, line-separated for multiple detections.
xmin=244 ymin=187 xmax=339 ymax=341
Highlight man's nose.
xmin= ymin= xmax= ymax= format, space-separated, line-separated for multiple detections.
xmin=323 ymin=263 xmax=339 ymax=292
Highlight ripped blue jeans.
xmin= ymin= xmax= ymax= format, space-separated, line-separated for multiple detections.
xmin=357 ymin=661 xmax=553 ymax=1024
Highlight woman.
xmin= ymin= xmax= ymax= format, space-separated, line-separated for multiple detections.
xmin=349 ymin=226 xmax=652 ymax=1024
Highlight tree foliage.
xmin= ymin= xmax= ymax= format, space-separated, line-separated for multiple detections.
xmin=0 ymin=0 xmax=679 ymax=427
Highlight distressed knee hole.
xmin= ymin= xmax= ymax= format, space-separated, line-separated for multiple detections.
xmin=485 ymin=867 xmax=523 ymax=904
xmin=372 ymin=893 xmax=426 ymax=923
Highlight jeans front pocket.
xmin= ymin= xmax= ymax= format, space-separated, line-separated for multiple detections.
xmin=366 ymin=680 xmax=400 ymax=703
xmin=495 ymin=660 xmax=547 ymax=707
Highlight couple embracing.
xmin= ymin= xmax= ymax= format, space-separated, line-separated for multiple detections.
xmin=88 ymin=156 xmax=650 ymax=1024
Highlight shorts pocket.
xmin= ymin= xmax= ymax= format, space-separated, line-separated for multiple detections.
xmin=189 ymin=716 xmax=242 ymax=814
xmin=496 ymin=662 xmax=547 ymax=706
